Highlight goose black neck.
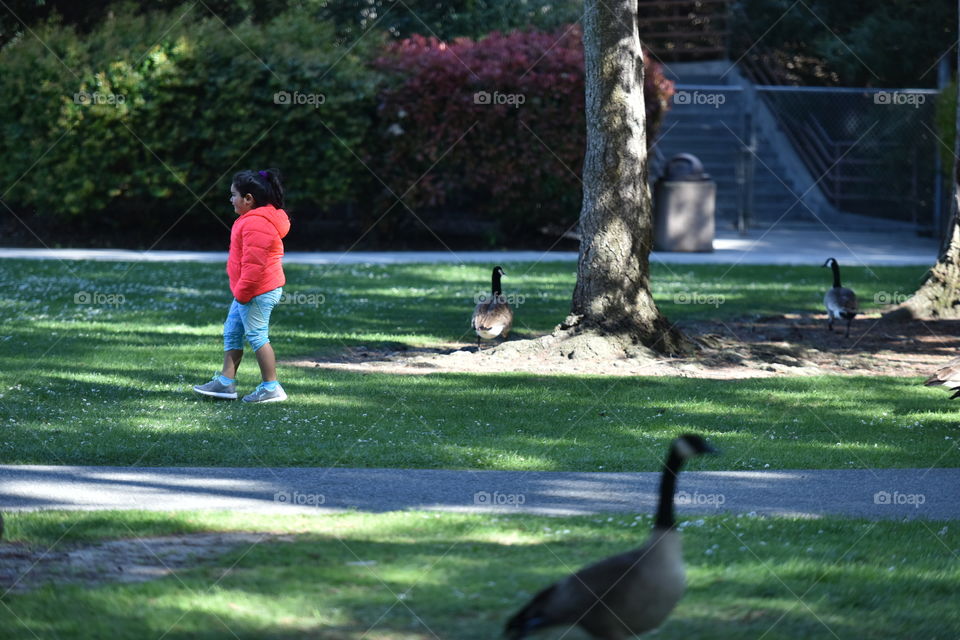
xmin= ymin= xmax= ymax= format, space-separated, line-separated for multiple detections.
xmin=491 ymin=270 xmax=503 ymax=296
xmin=654 ymin=448 xmax=684 ymax=529
xmin=830 ymin=261 xmax=842 ymax=288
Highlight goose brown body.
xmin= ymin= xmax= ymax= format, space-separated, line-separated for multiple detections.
xmin=472 ymin=266 xmax=513 ymax=347
xmin=924 ymin=356 xmax=960 ymax=399
xmin=504 ymin=435 xmax=716 ymax=640
xmin=822 ymin=258 xmax=858 ymax=338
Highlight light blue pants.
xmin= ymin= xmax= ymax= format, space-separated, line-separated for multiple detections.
xmin=223 ymin=287 xmax=282 ymax=352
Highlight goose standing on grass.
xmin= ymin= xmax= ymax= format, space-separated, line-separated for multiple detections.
xmin=924 ymin=356 xmax=960 ymax=399
xmin=504 ymin=434 xmax=717 ymax=640
xmin=822 ymin=257 xmax=858 ymax=338
xmin=472 ymin=266 xmax=513 ymax=351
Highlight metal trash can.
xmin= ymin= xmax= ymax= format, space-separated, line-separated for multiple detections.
xmin=653 ymin=153 xmax=715 ymax=252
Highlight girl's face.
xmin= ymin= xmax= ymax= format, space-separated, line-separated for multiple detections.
xmin=230 ymin=184 xmax=255 ymax=216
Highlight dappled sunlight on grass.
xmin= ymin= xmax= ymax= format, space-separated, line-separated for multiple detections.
xmin=1 ymin=510 xmax=957 ymax=638
xmin=0 ymin=367 xmax=955 ymax=469
xmin=0 ymin=260 xmax=956 ymax=470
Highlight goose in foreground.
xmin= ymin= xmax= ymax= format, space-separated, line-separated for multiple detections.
xmin=822 ymin=257 xmax=858 ymax=338
xmin=504 ymin=434 xmax=717 ymax=640
xmin=924 ymin=356 xmax=960 ymax=399
xmin=472 ymin=266 xmax=513 ymax=351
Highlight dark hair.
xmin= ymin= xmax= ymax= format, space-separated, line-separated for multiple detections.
xmin=232 ymin=168 xmax=284 ymax=208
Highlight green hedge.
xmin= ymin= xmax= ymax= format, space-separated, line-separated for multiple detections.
xmin=1 ymin=3 xmax=677 ymax=248
xmin=0 ymin=6 xmax=379 ymax=229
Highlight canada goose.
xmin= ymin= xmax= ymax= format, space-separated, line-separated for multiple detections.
xmin=924 ymin=356 xmax=960 ymax=399
xmin=472 ymin=266 xmax=513 ymax=351
xmin=504 ymin=434 xmax=717 ymax=640
xmin=822 ymin=258 xmax=858 ymax=338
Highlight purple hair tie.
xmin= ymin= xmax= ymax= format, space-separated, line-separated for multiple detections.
xmin=258 ymin=170 xmax=268 ymax=178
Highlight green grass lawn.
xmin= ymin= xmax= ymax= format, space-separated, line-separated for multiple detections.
xmin=0 ymin=259 xmax=956 ymax=470
xmin=2 ymin=510 xmax=957 ymax=639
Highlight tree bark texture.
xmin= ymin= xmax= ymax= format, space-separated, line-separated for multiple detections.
xmin=569 ymin=0 xmax=686 ymax=353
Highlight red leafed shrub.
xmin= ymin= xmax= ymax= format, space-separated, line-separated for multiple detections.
xmin=367 ymin=25 xmax=674 ymax=238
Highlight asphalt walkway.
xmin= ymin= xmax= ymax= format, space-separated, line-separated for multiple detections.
xmin=1 ymin=466 xmax=956 ymax=520
xmin=0 ymin=228 xmax=940 ymax=266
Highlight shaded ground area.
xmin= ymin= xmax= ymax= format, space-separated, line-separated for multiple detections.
xmin=289 ymin=314 xmax=960 ymax=379
xmin=0 ymin=532 xmax=294 ymax=593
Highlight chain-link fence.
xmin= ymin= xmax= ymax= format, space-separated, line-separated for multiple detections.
xmin=755 ymin=86 xmax=942 ymax=229
xmin=651 ymin=82 xmax=945 ymax=233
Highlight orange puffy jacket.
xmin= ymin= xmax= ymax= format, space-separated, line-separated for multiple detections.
xmin=226 ymin=204 xmax=291 ymax=303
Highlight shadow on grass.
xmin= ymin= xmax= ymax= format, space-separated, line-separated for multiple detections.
xmin=2 ymin=512 xmax=956 ymax=639
xmin=2 ymin=367 xmax=958 ymax=469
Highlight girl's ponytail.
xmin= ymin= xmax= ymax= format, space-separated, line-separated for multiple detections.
xmin=260 ymin=168 xmax=284 ymax=208
xmin=233 ymin=168 xmax=285 ymax=209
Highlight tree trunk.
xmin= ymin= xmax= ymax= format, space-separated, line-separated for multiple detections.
xmin=887 ymin=197 xmax=960 ymax=320
xmin=566 ymin=0 xmax=687 ymax=354
xmin=885 ymin=2 xmax=960 ymax=321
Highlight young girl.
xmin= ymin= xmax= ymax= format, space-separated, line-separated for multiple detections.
xmin=194 ymin=168 xmax=291 ymax=403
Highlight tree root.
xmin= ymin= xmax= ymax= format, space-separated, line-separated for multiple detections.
xmin=484 ymin=314 xmax=694 ymax=362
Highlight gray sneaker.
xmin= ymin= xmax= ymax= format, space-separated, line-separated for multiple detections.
xmin=242 ymin=382 xmax=287 ymax=403
xmin=193 ymin=374 xmax=238 ymax=399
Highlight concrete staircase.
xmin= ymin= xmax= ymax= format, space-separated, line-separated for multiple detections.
xmin=651 ymin=64 xmax=817 ymax=230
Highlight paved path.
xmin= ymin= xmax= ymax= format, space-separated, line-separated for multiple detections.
xmin=1 ymin=466 xmax=956 ymax=520
xmin=0 ymin=229 xmax=939 ymax=266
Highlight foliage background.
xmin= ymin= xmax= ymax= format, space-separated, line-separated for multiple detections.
xmin=0 ymin=3 xmax=674 ymax=249
xmin=1 ymin=0 xmax=957 ymax=248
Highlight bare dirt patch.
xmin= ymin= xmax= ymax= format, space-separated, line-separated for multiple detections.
xmin=287 ymin=314 xmax=960 ymax=379
xmin=0 ymin=532 xmax=295 ymax=593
